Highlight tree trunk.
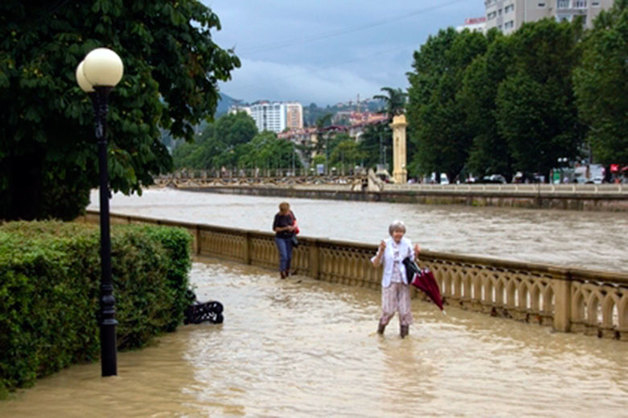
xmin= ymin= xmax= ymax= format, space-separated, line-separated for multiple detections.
xmin=5 ymin=151 xmax=44 ymax=221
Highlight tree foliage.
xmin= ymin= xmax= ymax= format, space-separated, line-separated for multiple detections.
xmin=573 ymin=0 xmax=628 ymax=164
xmin=495 ymin=19 xmax=584 ymax=176
xmin=214 ymin=111 xmax=258 ymax=148
xmin=406 ymin=18 xmax=602 ymax=182
xmin=373 ymin=87 xmax=407 ymax=119
xmin=330 ymin=139 xmax=366 ymax=173
xmin=407 ymin=28 xmax=488 ymax=181
xmin=0 ymin=0 xmax=240 ymax=220
xmin=358 ymin=122 xmax=391 ymax=170
xmin=172 ymin=112 xmax=304 ymax=174
xmin=459 ymin=31 xmax=513 ymax=178
xmin=238 ymin=131 xmax=301 ymax=172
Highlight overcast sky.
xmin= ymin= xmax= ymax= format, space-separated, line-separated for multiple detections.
xmin=203 ymin=1 xmax=485 ymax=106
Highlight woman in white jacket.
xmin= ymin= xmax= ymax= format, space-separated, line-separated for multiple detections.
xmin=371 ymin=220 xmax=420 ymax=338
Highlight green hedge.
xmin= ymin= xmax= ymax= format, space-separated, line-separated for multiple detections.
xmin=0 ymin=221 xmax=192 ymax=396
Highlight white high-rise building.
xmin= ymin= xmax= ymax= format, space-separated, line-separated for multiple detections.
xmin=247 ymin=101 xmax=303 ymax=133
xmin=484 ymin=0 xmax=614 ymax=35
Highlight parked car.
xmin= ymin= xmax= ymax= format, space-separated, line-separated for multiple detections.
xmin=479 ymin=174 xmax=507 ymax=184
xmin=574 ymin=164 xmax=605 ymax=184
xmin=513 ymin=172 xmax=542 ymax=183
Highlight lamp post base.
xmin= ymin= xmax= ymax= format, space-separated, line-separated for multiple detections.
xmin=100 ymin=319 xmax=118 ymax=376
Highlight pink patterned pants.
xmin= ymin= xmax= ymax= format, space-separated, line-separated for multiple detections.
xmin=380 ymin=282 xmax=413 ymax=326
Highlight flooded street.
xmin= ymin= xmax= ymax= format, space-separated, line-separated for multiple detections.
xmin=2 ymin=260 xmax=626 ymax=417
xmin=90 ymin=188 xmax=628 ymax=272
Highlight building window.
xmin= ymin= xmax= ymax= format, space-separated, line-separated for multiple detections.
xmin=574 ymin=0 xmax=587 ymax=8
xmin=557 ymin=0 xmax=569 ymax=8
xmin=504 ymin=20 xmax=514 ymax=29
xmin=592 ymin=1 xmax=600 ymax=6
xmin=538 ymin=2 xmax=546 ymax=8
xmin=505 ymin=4 xmax=514 ymax=13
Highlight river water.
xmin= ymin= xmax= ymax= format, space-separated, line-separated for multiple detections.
xmin=2 ymin=189 xmax=626 ymax=416
xmin=92 ymin=188 xmax=627 ymax=272
xmin=2 ymin=259 xmax=626 ymax=417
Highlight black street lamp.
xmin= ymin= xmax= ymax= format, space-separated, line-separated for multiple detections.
xmin=75 ymin=48 xmax=124 ymax=377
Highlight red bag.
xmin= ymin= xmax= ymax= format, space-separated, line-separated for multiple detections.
xmin=289 ymin=211 xmax=300 ymax=235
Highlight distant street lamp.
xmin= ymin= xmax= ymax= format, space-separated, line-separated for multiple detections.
xmin=75 ymin=47 xmax=124 ymax=377
xmin=556 ymin=157 xmax=569 ymax=183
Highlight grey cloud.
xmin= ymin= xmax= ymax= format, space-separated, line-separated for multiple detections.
xmin=207 ymin=0 xmax=485 ymax=105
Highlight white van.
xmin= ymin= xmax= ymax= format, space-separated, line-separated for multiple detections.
xmin=574 ymin=164 xmax=605 ymax=184
xmin=425 ymin=172 xmax=449 ymax=184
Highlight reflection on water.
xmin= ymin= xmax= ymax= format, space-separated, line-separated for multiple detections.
xmin=2 ymin=260 xmax=626 ymax=417
xmin=89 ymin=189 xmax=628 ymax=272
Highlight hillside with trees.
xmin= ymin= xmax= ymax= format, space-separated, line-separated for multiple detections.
xmin=172 ymin=112 xmax=303 ymax=174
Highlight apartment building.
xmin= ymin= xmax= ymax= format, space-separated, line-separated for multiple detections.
xmin=284 ymin=102 xmax=304 ymax=130
xmin=249 ymin=102 xmax=284 ymax=133
xmin=230 ymin=101 xmax=303 ymax=133
xmin=485 ymin=0 xmax=614 ymax=35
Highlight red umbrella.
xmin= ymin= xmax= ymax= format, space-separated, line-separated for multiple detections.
xmin=403 ymin=257 xmax=444 ymax=311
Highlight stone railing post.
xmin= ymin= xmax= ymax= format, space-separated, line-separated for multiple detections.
xmin=552 ymin=271 xmax=572 ymax=332
xmin=244 ymin=232 xmax=252 ymax=265
xmin=195 ymin=225 xmax=201 ymax=256
xmin=309 ymin=239 xmax=320 ymax=280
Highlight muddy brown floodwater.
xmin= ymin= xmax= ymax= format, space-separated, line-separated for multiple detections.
xmin=90 ymin=189 xmax=628 ymax=272
xmin=2 ymin=259 xmax=626 ymax=417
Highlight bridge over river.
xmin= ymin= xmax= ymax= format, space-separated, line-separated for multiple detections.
xmin=158 ymin=173 xmax=628 ymax=211
xmin=2 ymin=189 xmax=626 ymax=416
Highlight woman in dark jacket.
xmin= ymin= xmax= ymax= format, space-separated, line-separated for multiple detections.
xmin=272 ymin=201 xmax=297 ymax=279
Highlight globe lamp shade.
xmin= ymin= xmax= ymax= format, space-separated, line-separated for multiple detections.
xmin=82 ymin=48 xmax=124 ymax=88
xmin=75 ymin=61 xmax=94 ymax=93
